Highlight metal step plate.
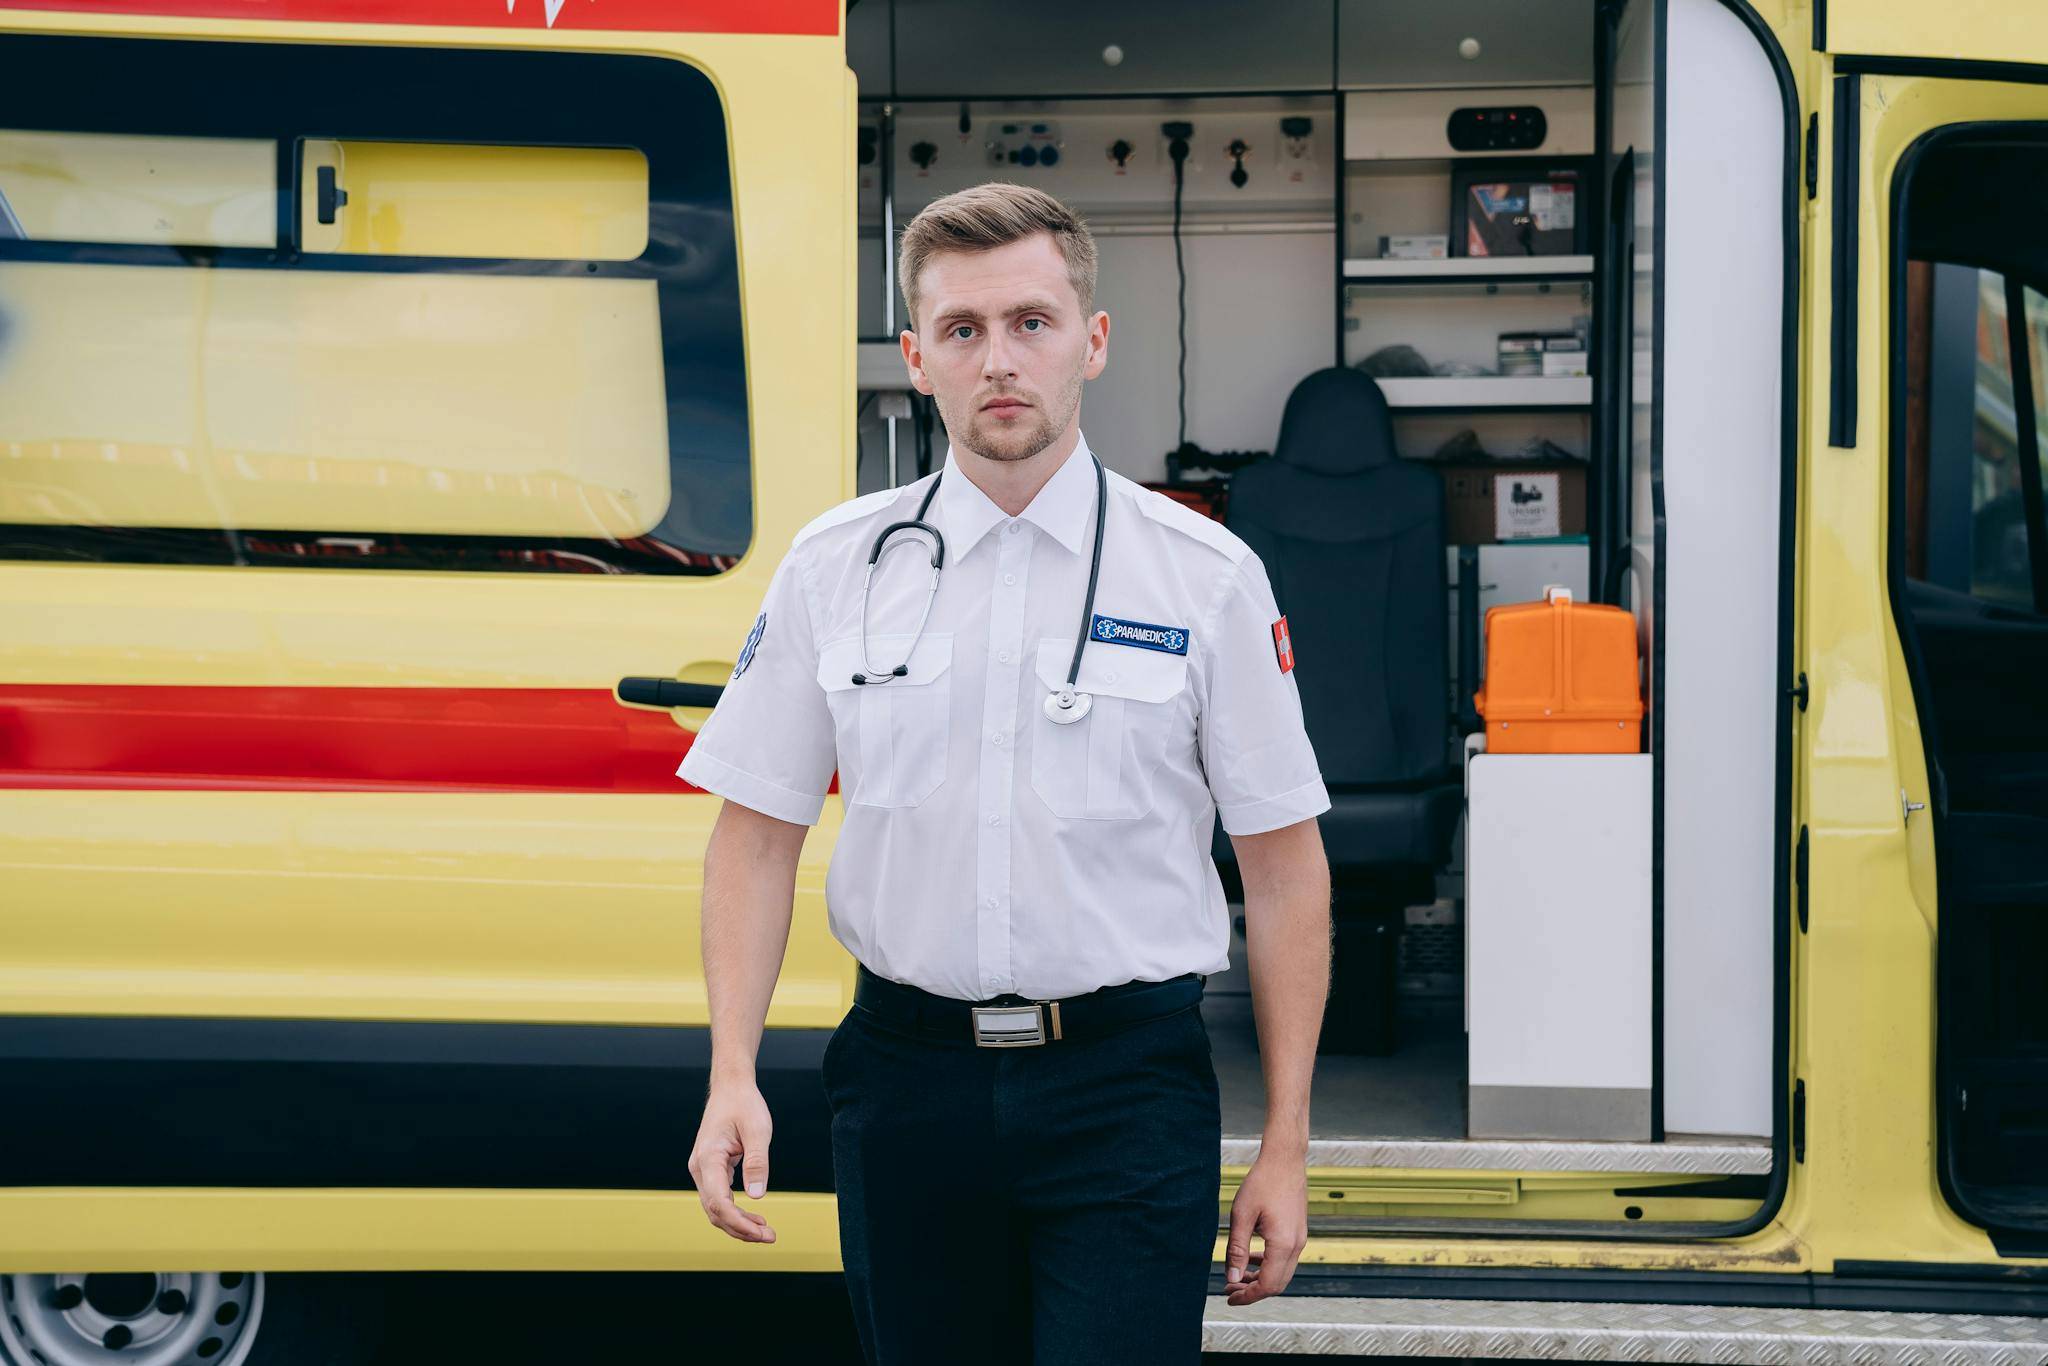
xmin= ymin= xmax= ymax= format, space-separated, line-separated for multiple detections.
xmin=1220 ymin=1135 xmax=1772 ymax=1175
xmin=1202 ymin=1296 xmax=2048 ymax=1361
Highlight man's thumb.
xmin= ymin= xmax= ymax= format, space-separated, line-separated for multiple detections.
xmin=1224 ymin=1210 xmax=1251 ymax=1283
xmin=741 ymin=1122 xmax=770 ymax=1199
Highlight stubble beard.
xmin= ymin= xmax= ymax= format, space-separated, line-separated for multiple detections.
xmin=936 ymin=360 xmax=1086 ymax=465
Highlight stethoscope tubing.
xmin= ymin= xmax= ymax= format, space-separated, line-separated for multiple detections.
xmin=853 ymin=453 xmax=1108 ymax=706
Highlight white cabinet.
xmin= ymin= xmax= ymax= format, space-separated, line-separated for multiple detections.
xmin=1466 ymin=752 xmax=1652 ymax=1140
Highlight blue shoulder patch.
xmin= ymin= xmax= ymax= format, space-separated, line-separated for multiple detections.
xmin=732 ymin=611 xmax=767 ymax=679
xmin=1090 ymin=613 xmax=1189 ymax=656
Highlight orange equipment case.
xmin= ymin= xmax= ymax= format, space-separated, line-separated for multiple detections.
xmin=1473 ymin=586 xmax=1645 ymax=754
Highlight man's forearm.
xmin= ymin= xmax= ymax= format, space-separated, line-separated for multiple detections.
xmin=1236 ymin=820 xmax=1333 ymax=1159
xmin=701 ymin=803 xmax=807 ymax=1086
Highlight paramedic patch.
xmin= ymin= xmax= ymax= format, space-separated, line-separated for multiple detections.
xmin=1089 ymin=613 xmax=1189 ymax=656
xmin=732 ymin=612 xmax=767 ymax=680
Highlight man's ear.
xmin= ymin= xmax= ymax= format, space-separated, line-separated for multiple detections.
xmin=900 ymin=326 xmax=935 ymax=396
xmin=1082 ymin=309 xmax=1111 ymax=381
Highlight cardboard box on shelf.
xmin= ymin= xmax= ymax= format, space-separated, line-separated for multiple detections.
xmin=1379 ymin=234 xmax=1449 ymax=259
xmin=1437 ymin=462 xmax=1586 ymax=544
xmin=1497 ymin=329 xmax=1581 ymax=377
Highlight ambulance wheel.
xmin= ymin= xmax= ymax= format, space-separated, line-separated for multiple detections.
xmin=0 ymin=1271 xmax=384 ymax=1366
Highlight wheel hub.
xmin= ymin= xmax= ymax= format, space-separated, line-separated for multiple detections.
xmin=0 ymin=1272 xmax=262 ymax=1366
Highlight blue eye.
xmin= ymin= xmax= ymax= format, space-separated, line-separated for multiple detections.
xmin=1021 ymin=318 xmax=1044 ymax=332
xmin=952 ymin=325 xmax=974 ymax=340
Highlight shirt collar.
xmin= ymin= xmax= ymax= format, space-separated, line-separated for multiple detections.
xmin=934 ymin=434 xmax=1099 ymax=560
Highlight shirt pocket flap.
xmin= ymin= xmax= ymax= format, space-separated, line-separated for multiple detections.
xmin=1034 ymin=636 xmax=1188 ymax=703
xmin=818 ymin=632 xmax=953 ymax=692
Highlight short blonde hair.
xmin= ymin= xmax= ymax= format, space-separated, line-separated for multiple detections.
xmin=896 ymin=182 xmax=1098 ymax=331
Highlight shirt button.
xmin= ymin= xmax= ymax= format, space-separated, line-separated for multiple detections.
xmin=986 ymin=897 xmax=999 ymax=909
xmin=988 ymin=813 xmax=1001 ymax=825
xmin=1003 ymin=573 xmax=1016 ymax=586
xmin=997 ymin=650 xmax=1012 ymax=664
xmin=991 ymin=731 xmax=1005 ymax=746
xmin=1006 ymin=522 xmax=1021 ymax=535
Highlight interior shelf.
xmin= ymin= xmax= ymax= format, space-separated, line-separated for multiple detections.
xmin=1342 ymin=255 xmax=1594 ymax=282
xmin=1374 ymin=376 xmax=1592 ymax=408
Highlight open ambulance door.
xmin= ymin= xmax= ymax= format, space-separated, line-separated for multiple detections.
xmin=1852 ymin=42 xmax=2048 ymax=1247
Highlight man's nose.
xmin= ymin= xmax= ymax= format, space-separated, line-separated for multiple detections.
xmin=980 ymin=329 xmax=1018 ymax=380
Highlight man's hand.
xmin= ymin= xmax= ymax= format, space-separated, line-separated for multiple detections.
xmin=1222 ymin=1152 xmax=1307 ymax=1305
xmin=689 ymin=1079 xmax=778 ymax=1243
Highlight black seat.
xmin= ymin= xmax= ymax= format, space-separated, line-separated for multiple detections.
xmin=1212 ymin=368 xmax=1460 ymax=1051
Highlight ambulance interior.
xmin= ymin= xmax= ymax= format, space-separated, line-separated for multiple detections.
xmin=852 ymin=0 xmax=1792 ymax=1227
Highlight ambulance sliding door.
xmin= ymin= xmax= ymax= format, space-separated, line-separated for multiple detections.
xmin=0 ymin=35 xmax=848 ymax=1106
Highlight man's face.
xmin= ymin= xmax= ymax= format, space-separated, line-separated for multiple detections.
xmin=900 ymin=232 xmax=1110 ymax=463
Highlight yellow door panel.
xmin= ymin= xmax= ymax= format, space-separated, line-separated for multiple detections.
xmin=1797 ymin=67 xmax=2048 ymax=1268
xmin=0 ymin=25 xmax=858 ymax=1037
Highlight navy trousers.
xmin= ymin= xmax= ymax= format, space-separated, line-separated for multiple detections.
xmin=822 ymin=988 xmax=1222 ymax=1365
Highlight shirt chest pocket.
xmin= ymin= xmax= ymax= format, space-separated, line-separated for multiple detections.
xmin=1028 ymin=636 xmax=1190 ymax=821
xmin=816 ymin=632 xmax=954 ymax=809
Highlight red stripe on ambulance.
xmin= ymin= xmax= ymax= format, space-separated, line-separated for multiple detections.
xmin=0 ymin=684 xmax=716 ymax=793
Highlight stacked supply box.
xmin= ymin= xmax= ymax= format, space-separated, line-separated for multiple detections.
xmin=1497 ymin=329 xmax=1584 ymax=378
xmin=1439 ymin=462 xmax=1586 ymax=544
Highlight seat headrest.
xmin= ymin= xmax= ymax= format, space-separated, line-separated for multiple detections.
xmin=1272 ymin=367 xmax=1398 ymax=477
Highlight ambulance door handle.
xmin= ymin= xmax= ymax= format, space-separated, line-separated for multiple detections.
xmin=616 ymin=677 xmax=724 ymax=709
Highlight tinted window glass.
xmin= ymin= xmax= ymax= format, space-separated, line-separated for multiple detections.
xmin=1964 ymin=272 xmax=2046 ymax=608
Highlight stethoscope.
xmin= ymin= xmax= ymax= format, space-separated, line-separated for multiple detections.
xmin=851 ymin=453 xmax=1109 ymax=726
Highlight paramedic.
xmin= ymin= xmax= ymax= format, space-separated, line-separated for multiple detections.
xmin=680 ymin=182 xmax=1333 ymax=1364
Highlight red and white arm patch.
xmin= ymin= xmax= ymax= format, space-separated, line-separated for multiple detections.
xmin=1271 ymin=616 xmax=1294 ymax=673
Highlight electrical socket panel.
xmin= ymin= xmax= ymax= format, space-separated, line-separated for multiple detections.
xmin=981 ymin=118 xmax=1066 ymax=171
xmin=871 ymin=103 xmax=1331 ymax=215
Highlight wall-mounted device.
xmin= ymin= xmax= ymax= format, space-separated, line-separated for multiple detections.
xmin=984 ymin=120 xmax=1064 ymax=168
xmin=1447 ymin=105 xmax=1548 ymax=153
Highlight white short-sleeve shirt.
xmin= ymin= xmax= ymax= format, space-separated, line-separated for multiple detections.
xmin=678 ymin=433 xmax=1330 ymax=1002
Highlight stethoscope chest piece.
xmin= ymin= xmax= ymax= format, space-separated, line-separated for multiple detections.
xmin=1044 ymin=688 xmax=1093 ymax=725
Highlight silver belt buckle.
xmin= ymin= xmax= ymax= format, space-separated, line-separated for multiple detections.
xmin=972 ymin=1002 xmax=1048 ymax=1047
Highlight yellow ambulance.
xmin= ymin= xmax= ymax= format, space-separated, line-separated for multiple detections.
xmin=1 ymin=0 xmax=2046 ymax=1358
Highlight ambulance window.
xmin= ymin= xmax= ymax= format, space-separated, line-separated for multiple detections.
xmin=0 ymin=38 xmax=750 ymax=574
xmin=297 ymin=141 xmax=650 ymax=262
xmin=0 ymin=129 xmax=275 ymax=248
xmin=1909 ymin=266 xmax=2048 ymax=611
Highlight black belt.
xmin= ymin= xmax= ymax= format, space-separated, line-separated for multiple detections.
xmin=852 ymin=962 xmax=1205 ymax=1048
